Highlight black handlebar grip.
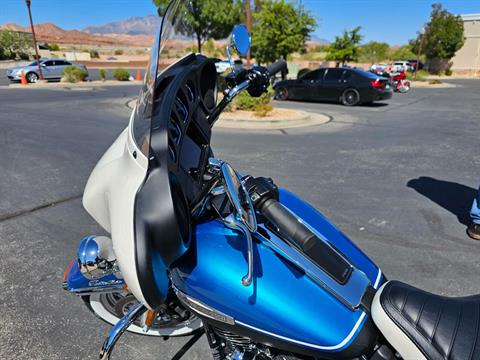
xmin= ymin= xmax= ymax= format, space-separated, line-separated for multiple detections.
xmin=260 ymin=198 xmax=316 ymax=252
xmin=259 ymin=198 xmax=353 ymax=284
xmin=267 ymin=60 xmax=287 ymax=77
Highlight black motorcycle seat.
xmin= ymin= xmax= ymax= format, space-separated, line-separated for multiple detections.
xmin=372 ymin=280 xmax=480 ymax=360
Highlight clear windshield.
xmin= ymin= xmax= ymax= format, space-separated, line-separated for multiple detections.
xmin=131 ymin=0 xmax=214 ymax=157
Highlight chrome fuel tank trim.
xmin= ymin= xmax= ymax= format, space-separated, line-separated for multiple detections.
xmin=175 ymin=289 xmax=235 ymax=325
xmin=256 ymin=222 xmax=371 ymax=310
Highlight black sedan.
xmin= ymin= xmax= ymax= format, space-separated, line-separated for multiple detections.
xmin=273 ymin=67 xmax=393 ymax=106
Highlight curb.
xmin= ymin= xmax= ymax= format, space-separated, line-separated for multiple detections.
xmin=125 ymin=97 xmax=331 ymax=130
xmin=127 ymin=98 xmax=137 ymax=110
xmin=410 ymin=81 xmax=457 ymax=89
xmin=217 ymin=112 xmax=331 ymax=129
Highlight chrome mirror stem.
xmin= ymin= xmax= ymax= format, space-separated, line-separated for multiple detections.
xmin=226 ymin=43 xmax=235 ymax=72
xmin=223 ymin=214 xmax=254 ymax=287
xmin=99 ymin=302 xmax=147 ymax=360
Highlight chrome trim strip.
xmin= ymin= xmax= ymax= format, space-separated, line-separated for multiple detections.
xmin=236 ymin=311 xmax=367 ymax=351
xmin=256 ymin=223 xmax=371 ymax=310
xmin=175 ymin=289 xmax=235 ymax=325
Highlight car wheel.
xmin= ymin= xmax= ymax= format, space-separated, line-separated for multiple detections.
xmin=275 ymin=87 xmax=289 ymax=101
xmin=26 ymin=72 xmax=39 ymax=83
xmin=342 ymin=89 xmax=360 ymax=106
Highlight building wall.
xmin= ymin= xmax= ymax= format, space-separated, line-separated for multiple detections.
xmin=451 ymin=16 xmax=480 ymax=74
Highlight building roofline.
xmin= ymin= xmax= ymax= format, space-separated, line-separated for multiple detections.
xmin=460 ymin=13 xmax=480 ymax=21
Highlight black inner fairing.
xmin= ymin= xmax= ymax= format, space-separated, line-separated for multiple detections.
xmin=134 ymin=54 xmax=217 ymax=307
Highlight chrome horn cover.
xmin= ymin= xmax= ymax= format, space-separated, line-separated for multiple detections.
xmin=77 ymin=236 xmax=119 ymax=279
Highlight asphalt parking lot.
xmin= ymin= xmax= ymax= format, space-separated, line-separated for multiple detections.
xmin=0 ymin=80 xmax=479 ymax=359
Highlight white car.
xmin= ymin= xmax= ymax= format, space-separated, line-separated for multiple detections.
xmin=371 ymin=63 xmax=388 ymax=73
xmin=6 ymin=58 xmax=88 ymax=83
xmin=392 ymin=61 xmax=410 ymax=72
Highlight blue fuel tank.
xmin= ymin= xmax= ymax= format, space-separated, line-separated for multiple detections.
xmin=171 ymin=189 xmax=383 ymax=358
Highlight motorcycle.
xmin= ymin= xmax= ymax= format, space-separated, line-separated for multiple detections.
xmin=63 ymin=1 xmax=479 ymax=359
xmin=389 ymin=71 xmax=411 ymax=93
xmin=371 ymin=69 xmax=410 ymax=93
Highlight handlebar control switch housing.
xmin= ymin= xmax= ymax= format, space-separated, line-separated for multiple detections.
xmin=247 ymin=66 xmax=270 ymax=98
xmin=244 ymin=176 xmax=279 ymax=210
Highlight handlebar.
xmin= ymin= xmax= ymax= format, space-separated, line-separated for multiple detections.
xmin=258 ymin=197 xmax=353 ymax=285
xmin=260 ymin=198 xmax=317 ymax=252
xmin=267 ymin=60 xmax=287 ymax=77
xmin=209 ymin=60 xmax=287 ymax=125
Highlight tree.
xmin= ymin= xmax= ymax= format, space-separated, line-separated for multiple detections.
xmin=0 ymin=30 xmax=30 ymax=60
xmin=359 ymin=41 xmax=389 ymax=64
xmin=251 ymin=0 xmax=317 ymax=65
xmin=49 ymin=43 xmax=60 ymax=51
xmin=388 ymin=44 xmax=416 ymax=61
xmin=326 ymin=27 xmax=363 ymax=66
xmin=153 ymin=0 xmax=242 ymax=53
xmin=414 ymin=3 xmax=464 ymax=71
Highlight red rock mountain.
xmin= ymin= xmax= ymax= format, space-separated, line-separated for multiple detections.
xmin=0 ymin=22 xmax=154 ymax=47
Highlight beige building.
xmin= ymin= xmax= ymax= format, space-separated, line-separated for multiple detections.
xmin=451 ymin=13 xmax=480 ymax=75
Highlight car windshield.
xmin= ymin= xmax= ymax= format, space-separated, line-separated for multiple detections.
xmin=131 ymin=0 xmax=219 ymax=156
xmin=29 ymin=61 xmax=39 ymax=66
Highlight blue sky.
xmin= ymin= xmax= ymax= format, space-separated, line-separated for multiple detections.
xmin=1 ymin=0 xmax=478 ymax=45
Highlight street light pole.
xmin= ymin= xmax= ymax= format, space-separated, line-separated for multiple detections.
xmin=25 ymin=0 xmax=43 ymax=80
xmin=415 ymin=28 xmax=425 ymax=81
xmin=246 ymin=0 xmax=252 ymax=67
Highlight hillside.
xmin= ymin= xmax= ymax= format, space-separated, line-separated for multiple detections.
xmin=0 ymin=22 xmax=154 ymax=47
xmin=83 ymin=15 xmax=161 ymax=35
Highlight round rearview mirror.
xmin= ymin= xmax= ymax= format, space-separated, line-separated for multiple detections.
xmin=231 ymin=24 xmax=251 ymax=57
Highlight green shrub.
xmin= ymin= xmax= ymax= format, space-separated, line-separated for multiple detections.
xmin=99 ymin=69 xmax=107 ymax=81
xmin=254 ymin=103 xmax=273 ymax=117
xmin=112 ymin=68 xmax=130 ymax=81
xmin=234 ymin=87 xmax=274 ymax=116
xmin=18 ymin=52 xmax=30 ymax=60
xmin=429 ymin=79 xmax=442 ymax=85
xmin=89 ymin=49 xmax=100 ymax=59
xmin=114 ymin=49 xmax=123 ymax=55
xmin=444 ymin=68 xmax=452 ymax=76
xmin=297 ymin=68 xmax=311 ymax=79
xmin=49 ymin=43 xmax=60 ymax=51
xmin=62 ymin=66 xmax=88 ymax=83
xmin=406 ymin=69 xmax=429 ymax=82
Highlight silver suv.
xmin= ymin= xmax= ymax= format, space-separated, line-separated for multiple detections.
xmin=6 ymin=58 xmax=89 ymax=83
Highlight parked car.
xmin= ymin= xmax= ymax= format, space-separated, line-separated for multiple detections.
xmin=6 ymin=58 xmax=89 ymax=83
xmin=392 ymin=61 xmax=411 ymax=72
xmin=273 ymin=67 xmax=392 ymax=106
xmin=371 ymin=63 xmax=388 ymax=73
xmin=407 ymin=59 xmax=424 ymax=71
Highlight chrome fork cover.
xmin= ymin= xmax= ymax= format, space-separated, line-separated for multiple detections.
xmin=99 ymin=302 xmax=147 ymax=360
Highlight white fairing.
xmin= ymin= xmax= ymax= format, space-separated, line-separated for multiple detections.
xmin=83 ymin=108 xmax=151 ymax=308
xmin=371 ymin=282 xmax=427 ymax=360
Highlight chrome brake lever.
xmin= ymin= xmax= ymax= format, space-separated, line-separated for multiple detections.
xmin=223 ymin=214 xmax=254 ymax=287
